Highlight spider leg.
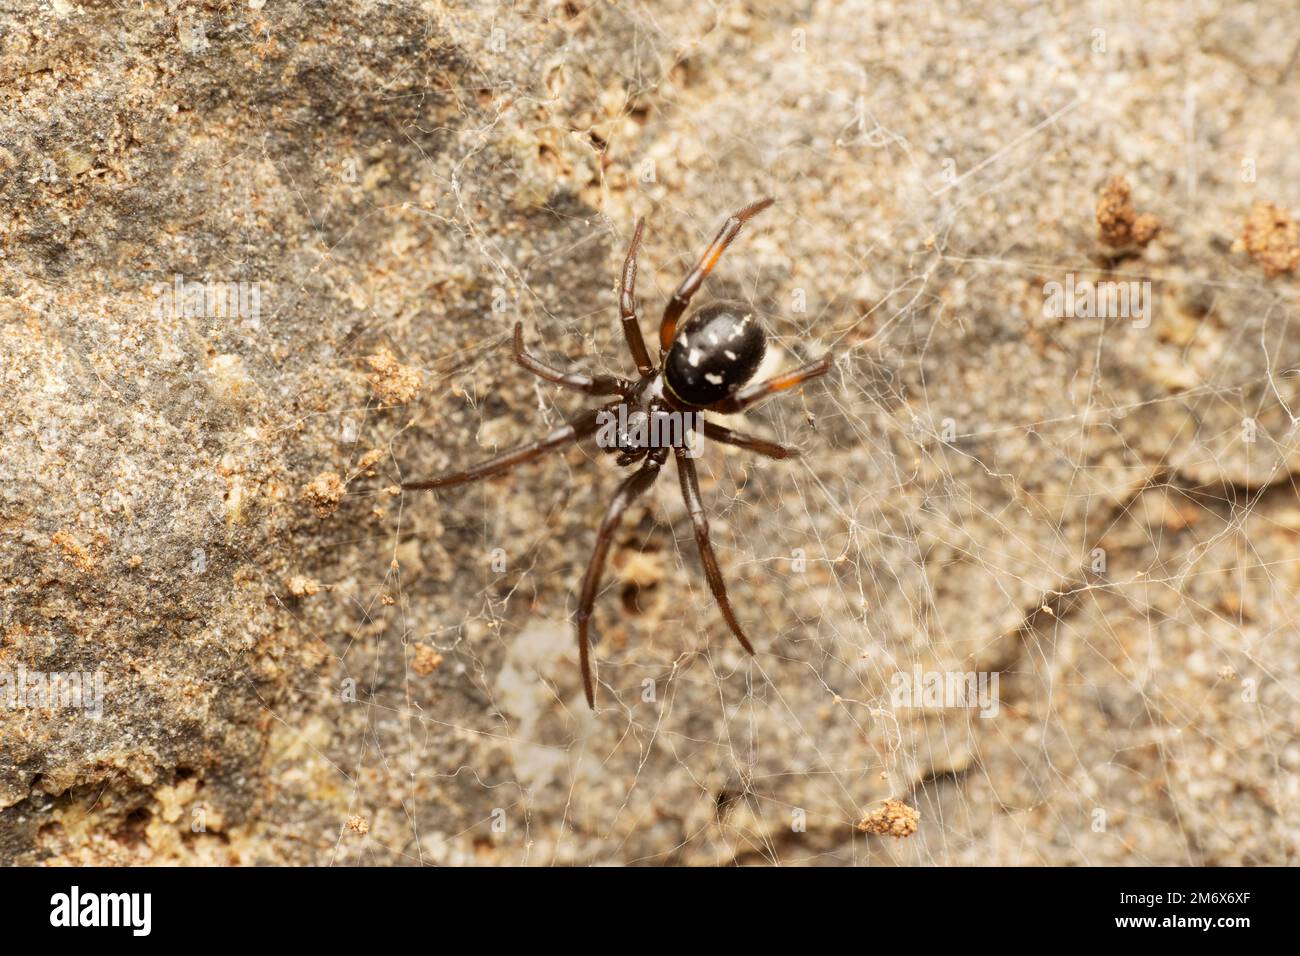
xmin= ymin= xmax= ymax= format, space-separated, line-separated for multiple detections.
xmin=658 ymin=197 xmax=774 ymax=353
xmin=708 ymin=355 xmax=832 ymax=414
xmin=575 ymin=446 xmax=667 ymax=708
xmin=673 ymin=446 xmax=755 ymax=657
xmin=513 ymin=323 xmax=631 ymax=396
xmin=619 ymin=218 xmax=655 ymax=377
xmin=702 ymin=421 xmax=796 ymax=460
xmin=402 ymin=407 xmax=604 ymax=491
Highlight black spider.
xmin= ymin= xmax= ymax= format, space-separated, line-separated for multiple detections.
xmin=403 ymin=198 xmax=832 ymax=708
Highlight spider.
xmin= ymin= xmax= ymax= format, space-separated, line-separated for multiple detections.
xmin=403 ymin=198 xmax=832 ymax=708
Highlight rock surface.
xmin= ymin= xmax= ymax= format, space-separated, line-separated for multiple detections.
xmin=1 ymin=1 xmax=1297 ymax=865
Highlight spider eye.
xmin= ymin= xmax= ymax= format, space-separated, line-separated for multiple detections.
xmin=663 ymin=302 xmax=766 ymax=407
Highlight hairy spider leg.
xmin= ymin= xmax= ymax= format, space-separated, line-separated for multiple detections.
xmin=513 ymin=323 xmax=631 ymax=396
xmin=702 ymin=421 xmax=796 ymax=460
xmin=401 ymin=407 xmax=605 ymax=490
xmin=619 ymin=219 xmax=655 ymax=377
xmin=575 ymin=445 xmax=668 ymax=708
xmin=674 ymin=446 xmax=755 ymax=657
xmin=708 ymin=355 xmax=832 ymax=414
xmin=658 ymin=197 xmax=775 ymax=353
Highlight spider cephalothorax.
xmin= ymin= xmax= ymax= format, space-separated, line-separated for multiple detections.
xmin=403 ymin=198 xmax=832 ymax=708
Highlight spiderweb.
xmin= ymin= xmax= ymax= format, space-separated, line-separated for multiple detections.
xmin=268 ymin=0 xmax=1298 ymax=866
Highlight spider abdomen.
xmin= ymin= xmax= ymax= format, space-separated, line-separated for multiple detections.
xmin=662 ymin=302 xmax=766 ymax=408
